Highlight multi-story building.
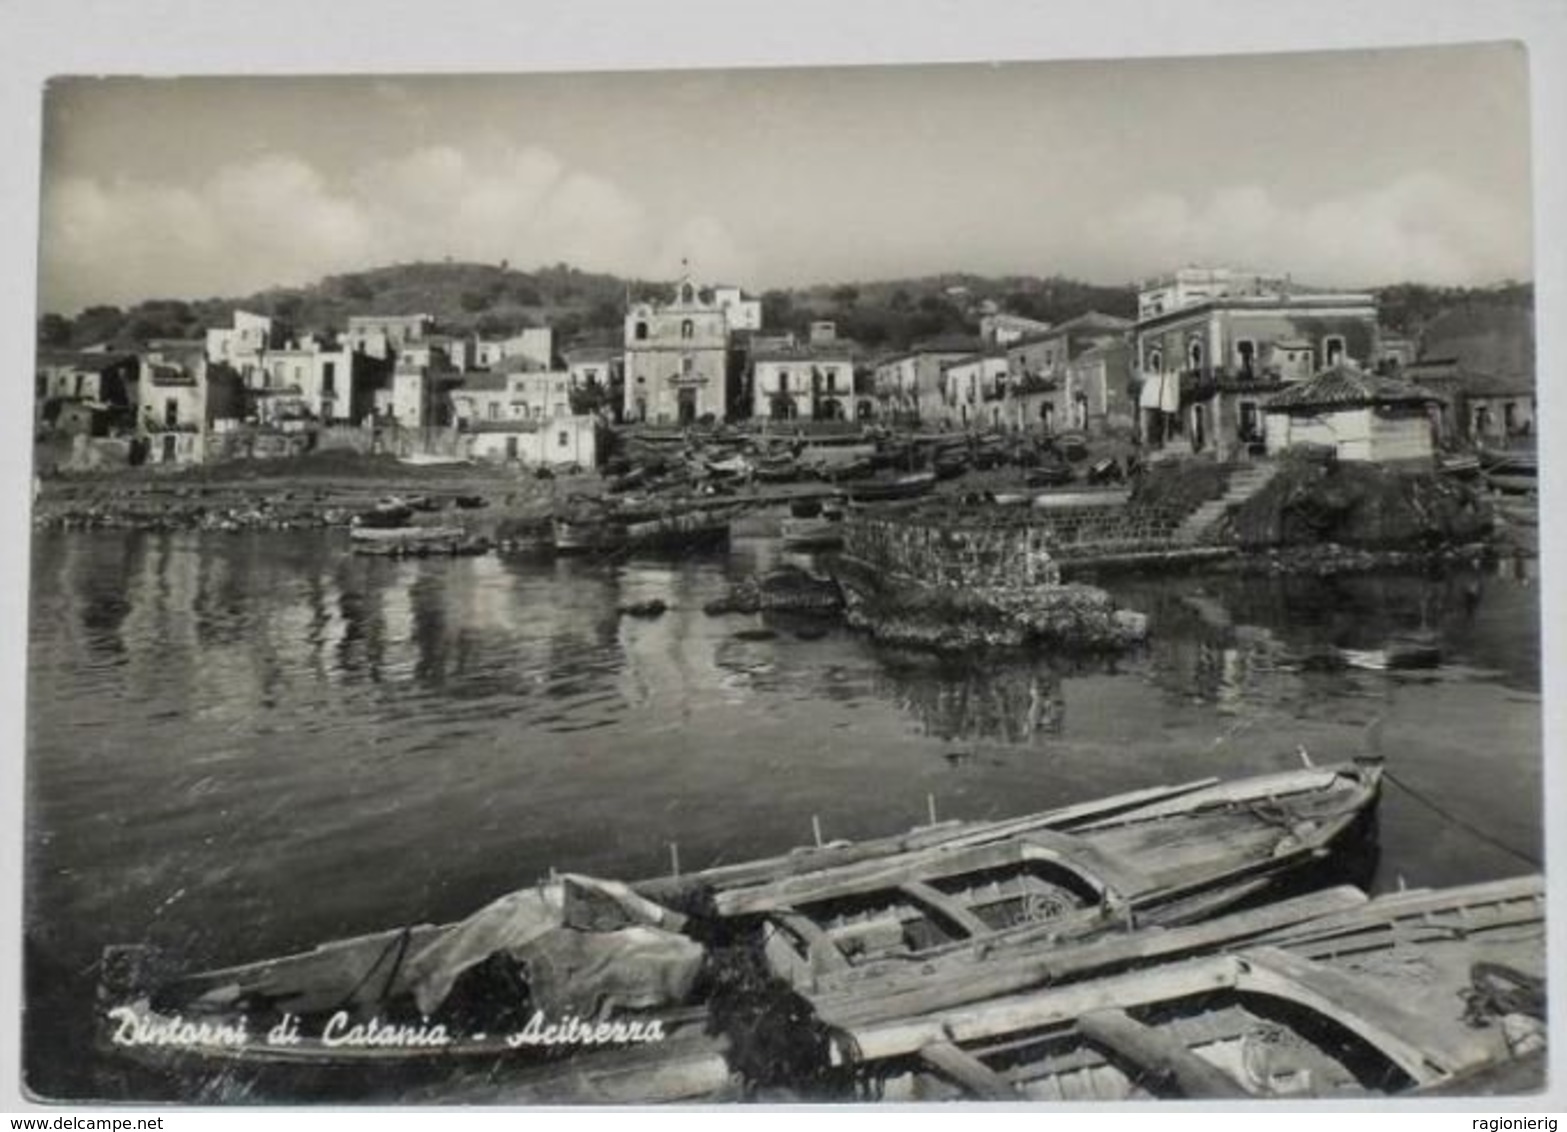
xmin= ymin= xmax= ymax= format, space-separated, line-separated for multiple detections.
xmin=979 ymin=312 xmax=1053 ymax=347
xmin=35 ymin=350 xmax=139 ymax=434
xmin=623 ymin=274 xmax=731 ymax=424
xmin=476 ymin=328 xmax=554 ymax=371
xmin=872 ymin=337 xmax=982 ymax=425
xmin=712 ymin=285 xmax=762 ymax=332
xmin=344 ymin=314 xmax=433 ymax=360
xmin=938 ymin=351 xmax=1010 ymax=430
xmin=1062 ymin=340 xmax=1137 ymax=435
xmin=1003 ymin=312 xmax=1132 ymax=433
xmin=451 ymin=367 xmax=574 ymax=426
xmin=751 ymin=343 xmax=858 ymax=422
xmin=1133 ymin=269 xmax=1380 ymax=459
xmin=205 ymin=310 xmax=277 ymax=372
xmin=137 ymin=342 xmax=208 ymax=464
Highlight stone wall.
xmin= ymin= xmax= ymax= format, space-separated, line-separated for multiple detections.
xmin=843 ymin=513 xmax=1061 ymax=588
xmin=842 ymin=500 xmax=1192 ymax=583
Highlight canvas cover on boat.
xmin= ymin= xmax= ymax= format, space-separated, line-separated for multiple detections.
xmin=403 ymin=874 xmax=702 ymax=1016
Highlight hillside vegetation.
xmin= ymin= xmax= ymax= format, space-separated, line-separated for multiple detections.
xmin=37 ymin=263 xmax=1533 ymax=365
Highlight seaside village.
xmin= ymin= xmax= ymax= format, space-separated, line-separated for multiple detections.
xmin=34 ymin=266 xmax=1535 ymax=473
xmin=36 ymin=269 xmax=1547 ymax=1103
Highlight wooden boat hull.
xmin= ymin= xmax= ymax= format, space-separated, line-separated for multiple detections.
xmin=551 ymin=517 xmax=621 ymax=553
xmin=716 ymin=763 xmax=1383 ymax=992
xmin=855 ymin=875 xmax=1545 ymax=1102
xmin=94 ymin=763 xmax=1384 ymax=1099
xmin=1484 ymin=471 xmax=1537 ymax=496
xmin=846 ymin=473 xmax=937 ymax=503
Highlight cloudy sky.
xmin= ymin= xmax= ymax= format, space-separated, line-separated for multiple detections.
xmin=38 ymin=42 xmax=1531 ymax=313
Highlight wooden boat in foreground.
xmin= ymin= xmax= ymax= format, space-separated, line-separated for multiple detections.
xmin=93 ymin=762 xmax=1381 ymax=1098
xmin=853 ymin=874 xmax=1545 ymax=1102
xmin=473 ymin=875 xmax=1540 ymax=1105
xmin=694 ymin=761 xmax=1383 ymax=993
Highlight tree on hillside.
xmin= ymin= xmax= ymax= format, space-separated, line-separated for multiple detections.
xmin=71 ymin=305 xmax=127 ymax=347
xmin=37 ymin=314 xmax=72 ymax=348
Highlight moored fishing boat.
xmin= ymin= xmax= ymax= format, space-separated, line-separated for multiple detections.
xmin=352 ymin=502 xmax=415 ymax=529
xmin=349 ymin=526 xmax=489 ymax=558
xmin=845 ymin=874 xmax=1545 ymax=1102
xmin=685 ymin=761 xmax=1382 ymax=993
xmin=551 ymin=514 xmax=623 ymax=554
xmin=621 ymin=506 xmax=735 ymax=552
xmin=845 ymin=472 xmax=937 ymax=503
xmin=92 ymin=761 xmax=1383 ymax=1100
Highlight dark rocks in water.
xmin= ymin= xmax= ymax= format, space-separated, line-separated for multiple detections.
xmin=793 ymin=626 xmax=829 ymax=641
xmin=706 ymin=566 xmax=844 ymax=617
xmin=618 ymin=599 xmax=668 ymax=619
xmin=454 ymin=495 xmax=487 ymax=510
xmin=733 ymin=627 xmax=780 ymax=642
xmin=834 ymin=554 xmax=1148 ymax=655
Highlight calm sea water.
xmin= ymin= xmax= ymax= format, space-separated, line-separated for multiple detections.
xmin=23 ymin=530 xmax=1543 ymax=1098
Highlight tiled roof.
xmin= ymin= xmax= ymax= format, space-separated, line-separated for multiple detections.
xmin=1054 ymin=310 xmax=1133 ymax=333
xmin=1264 ymin=365 xmax=1440 ymax=411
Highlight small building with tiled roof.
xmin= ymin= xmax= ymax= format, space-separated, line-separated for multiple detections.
xmin=1263 ymin=363 xmax=1440 ymax=464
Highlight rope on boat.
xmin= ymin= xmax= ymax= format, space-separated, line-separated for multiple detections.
xmin=1382 ymin=769 xmax=1541 ymax=869
xmin=328 ymin=924 xmax=416 ymax=1016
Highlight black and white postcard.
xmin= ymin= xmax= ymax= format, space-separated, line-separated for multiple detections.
xmin=7 ymin=0 xmax=1562 ymax=1112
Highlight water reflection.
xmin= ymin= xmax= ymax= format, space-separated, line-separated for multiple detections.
xmin=874 ymin=652 xmax=1068 ymax=745
xmin=25 ymin=529 xmax=1544 ymax=1101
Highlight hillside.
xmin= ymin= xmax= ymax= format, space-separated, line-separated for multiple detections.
xmin=36 ymin=263 xmax=1142 ymax=355
xmin=36 ymin=263 xmax=1533 ymax=369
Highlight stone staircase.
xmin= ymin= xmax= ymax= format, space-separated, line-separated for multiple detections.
xmin=1171 ymin=462 xmax=1279 ymax=545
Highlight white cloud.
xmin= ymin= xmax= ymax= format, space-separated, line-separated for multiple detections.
xmin=40 ymin=145 xmax=748 ymax=311
xmin=1108 ymin=173 xmax=1529 ymax=287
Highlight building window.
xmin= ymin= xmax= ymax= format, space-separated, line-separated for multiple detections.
xmin=322 ymin=361 xmax=336 ymax=395
xmin=1235 ymin=340 xmax=1255 ymax=377
xmin=1188 ymin=340 xmax=1203 ymax=372
xmin=681 ymin=356 xmax=695 ymax=377
xmin=1239 ymin=401 xmax=1259 ymax=440
xmin=778 ymin=370 xmax=789 ymax=393
xmin=1147 ymin=348 xmax=1163 ymax=373
xmin=680 ymin=319 xmax=694 ymax=339
xmin=681 ymin=283 xmax=695 ymax=304
xmin=558 ymin=430 xmax=569 ymax=447
xmin=165 ymin=398 xmax=178 ymax=427
xmin=488 ymin=402 xmax=499 ymax=420
xmin=1324 ymin=336 xmax=1345 ymax=367
xmin=635 ymin=321 xmax=649 ymax=341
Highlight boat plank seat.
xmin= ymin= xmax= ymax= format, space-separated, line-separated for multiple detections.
xmin=898 ymin=881 xmax=992 ymax=939
xmin=1237 ymin=947 xmax=1488 ymax=1084
xmin=1076 ymin=1009 xmax=1250 ymax=1099
xmin=1018 ymin=828 xmax=1154 ymax=900
xmin=918 ymin=1040 xmax=1023 ymax=1100
xmin=770 ymin=911 xmax=852 ymax=975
